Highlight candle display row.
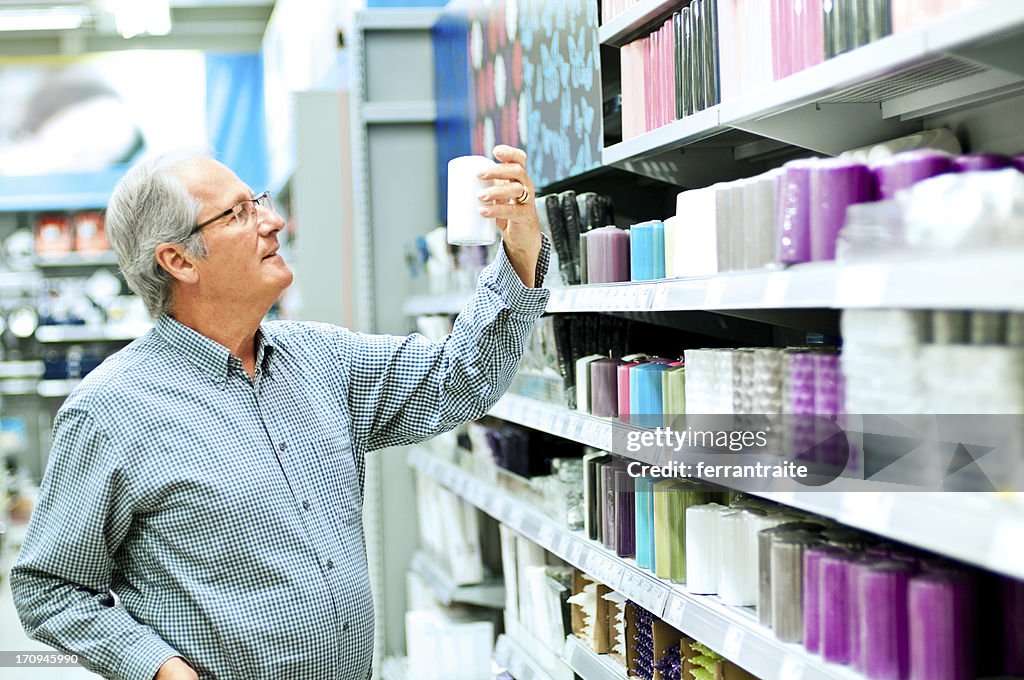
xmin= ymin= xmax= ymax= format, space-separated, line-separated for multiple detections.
xmin=621 ymin=0 xmax=720 ymax=140
xmin=617 ymin=0 xmax=986 ymax=139
xmin=537 ymin=190 xmax=616 ymax=286
xmin=582 ymin=453 xmax=1024 ymax=679
xmin=577 ymin=150 xmax=1024 ymax=288
xmin=843 ymin=309 xmax=1024 ymax=414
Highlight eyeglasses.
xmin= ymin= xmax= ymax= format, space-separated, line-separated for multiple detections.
xmin=190 ymin=191 xmax=273 ymax=236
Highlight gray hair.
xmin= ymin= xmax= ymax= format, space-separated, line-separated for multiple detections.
xmin=105 ymin=149 xmax=210 ymax=317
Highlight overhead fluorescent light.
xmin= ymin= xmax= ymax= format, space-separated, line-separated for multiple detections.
xmin=101 ymin=0 xmax=171 ymax=39
xmin=0 ymin=6 xmax=88 ymax=32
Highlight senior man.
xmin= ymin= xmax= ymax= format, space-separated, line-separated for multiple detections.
xmin=11 ymin=145 xmax=548 ymax=680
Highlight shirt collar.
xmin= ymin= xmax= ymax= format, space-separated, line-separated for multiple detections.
xmin=154 ymin=315 xmax=277 ymax=385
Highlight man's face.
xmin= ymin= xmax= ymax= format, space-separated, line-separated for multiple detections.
xmin=178 ymin=158 xmax=293 ymax=307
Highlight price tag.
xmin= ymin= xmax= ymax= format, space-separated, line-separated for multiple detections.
xmin=570 ymin=540 xmax=586 ymax=566
xmin=664 ymin=592 xmax=687 ymax=628
xmin=779 ymin=655 xmax=805 ymax=680
xmin=604 ymin=559 xmax=625 ymax=589
xmin=722 ymin=625 xmax=745 ymax=660
xmin=762 ymin=271 xmax=791 ymax=307
xmin=584 ymin=549 xmax=604 ymax=576
xmin=538 ymin=524 xmax=556 ymax=550
xmin=704 ymin=277 xmax=727 ymax=308
xmin=507 ymin=506 xmax=525 ymax=532
xmin=652 ymin=283 xmax=672 ymax=310
xmin=835 ymin=264 xmax=887 ymax=307
xmin=554 ymin=533 xmax=571 ymax=558
xmin=620 ymin=570 xmax=644 ymax=598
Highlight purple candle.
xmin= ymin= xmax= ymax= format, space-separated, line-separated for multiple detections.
xmin=820 ymin=551 xmax=855 ymax=665
xmin=1013 ymin=154 xmax=1024 ymax=173
xmin=804 ymin=545 xmax=842 ymax=653
xmin=786 ymin=351 xmax=817 ymax=461
xmin=810 ymin=160 xmax=876 ymax=261
xmin=587 ymin=226 xmax=631 ymax=283
xmin=591 ymin=357 xmax=625 ymax=417
xmin=873 ymin=150 xmax=954 ymax=200
xmin=776 ymin=159 xmax=816 ymax=264
xmin=954 ymin=153 xmax=1011 ymax=172
xmin=1003 ymin=577 xmax=1024 ymax=674
xmin=909 ymin=572 xmax=972 ymax=680
xmin=859 ymin=561 xmax=914 ymax=679
xmin=615 ymin=470 xmax=636 ymax=558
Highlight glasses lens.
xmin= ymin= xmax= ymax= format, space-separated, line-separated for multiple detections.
xmin=234 ymin=201 xmax=256 ymax=225
xmin=257 ymin=192 xmax=273 ymax=213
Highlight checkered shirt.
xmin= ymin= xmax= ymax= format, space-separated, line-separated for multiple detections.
xmin=11 ymin=241 xmax=549 ymax=680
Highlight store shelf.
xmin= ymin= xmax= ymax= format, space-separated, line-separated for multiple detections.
xmin=0 ymin=361 xmax=44 ymax=379
xmin=554 ymin=252 xmax=1024 ymax=312
xmin=402 ymin=253 xmax=1024 ymax=315
xmin=35 ymin=322 xmax=151 ymax=343
xmin=487 ymin=393 xmax=1024 ymax=580
xmin=494 ymin=630 xmax=574 ymax=680
xmin=0 ymin=270 xmax=43 ymax=291
xmin=402 ymin=292 xmax=471 ymax=317
xmin=410 ymin=449 xmax=864 ymax=680
xmin=363 ymin=101 xmax=437 ymax=123
xmin=0 ymin=378 xmax=38 ymax=396
xmin=409 ymin=550 xmax=505 ymax=608
xmin=602 ymin=0 xmax=1024 ymax=178
xmin=36 ymin=379 xmax=82 ymax=398
xmin=32 ymin=252 xmax=119 ymax=268
xmin=599 ymin=0 xmax=680 ymax=47
xmin=562 ymin=635 xmax=628 ymax=680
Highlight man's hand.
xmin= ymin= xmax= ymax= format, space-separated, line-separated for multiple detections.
xmin=477 ymin=145 xmax=544 ymax=288
xmin=155 ymin=656 xmax=198 ymax=679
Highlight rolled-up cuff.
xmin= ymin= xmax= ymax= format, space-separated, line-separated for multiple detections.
xmin=483 ymin=234 xmax=551 ymax=316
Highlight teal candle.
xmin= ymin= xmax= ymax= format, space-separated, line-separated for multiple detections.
xmin=635 ymin=477 xmax=656 ymax=570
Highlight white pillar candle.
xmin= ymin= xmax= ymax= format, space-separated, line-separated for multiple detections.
xmin=447 ymin=155 xmax=498 ymax=245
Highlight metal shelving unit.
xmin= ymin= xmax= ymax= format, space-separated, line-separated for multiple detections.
xmin=404 ymin=251 xmax=1024 ymax=315
xmin=601 ymin=0 xmax=1024 ymax=183
xmin=410 ymin=449 xmax=864 ymax=680
xmin=409 ymin=550 xmax=505 ymax=608
xmin=561 ymin=635 xmax=629 ymax=680
xmin=485 ymin=393 xmax=1024 ymax=580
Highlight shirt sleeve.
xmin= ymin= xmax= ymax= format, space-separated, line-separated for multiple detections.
xmin=10 ymin=408 xmax=180 ymax=680
xmin=343 ymin=236 xmax=551 ymax=454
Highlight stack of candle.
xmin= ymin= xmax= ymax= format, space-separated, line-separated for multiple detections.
xmin=537 ymin=190 xmax=615 ymax=286
xmin=630 ymin=220 xmax=666 ymax=281
xmin=631 ymin=602 xmax=656 ymax=680
xmin=620 ymin=0 xmax=721 ymax=141
xmin=586 ymin=226 xmax=631 ymax=284
xmin=843 ymin=309 xmax=1024 ymax=414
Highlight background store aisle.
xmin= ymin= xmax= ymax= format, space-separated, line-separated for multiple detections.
xmin=1 ymin=527 xmax=93 ymax=680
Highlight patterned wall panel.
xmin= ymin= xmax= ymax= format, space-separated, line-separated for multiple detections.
xmin=436 ymin=0 xmax=602 ymax=194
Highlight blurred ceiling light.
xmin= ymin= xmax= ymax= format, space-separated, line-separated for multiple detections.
xmin=0 ymin=6 xmax=89 ymax=32
xmin=102 ymin=0 xmax=171 ymax=39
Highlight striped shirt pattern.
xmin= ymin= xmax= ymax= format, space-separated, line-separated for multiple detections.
xmin=11 ymin=241 xmax=549 ymax=680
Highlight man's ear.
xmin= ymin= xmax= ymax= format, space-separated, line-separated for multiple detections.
xmin=155 ymin=242 xmax=200 ymax=284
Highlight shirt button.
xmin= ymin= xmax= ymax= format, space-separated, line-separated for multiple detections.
xmin=279 ymin=442 xmax=287 ymax=451
xmin=342 ymin=622 xmax=350 ymax=632
xmin=326 ymin=559 xmax=335 ymax=570
xmin=302 ymin=500 xmax=311 ymax=511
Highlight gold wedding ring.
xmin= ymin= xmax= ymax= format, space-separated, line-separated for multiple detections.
xmin=515 ymin=185 xmax=530 ymax=205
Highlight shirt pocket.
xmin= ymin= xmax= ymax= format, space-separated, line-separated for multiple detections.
xmin=292 ymin=417 xmax=362 ymax=527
